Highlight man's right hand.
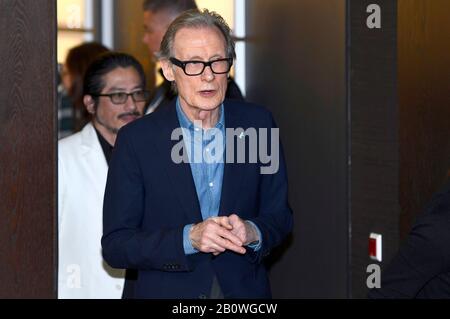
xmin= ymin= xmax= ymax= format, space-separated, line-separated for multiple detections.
xmin=189 ymin=217 xmax=246 ymax=255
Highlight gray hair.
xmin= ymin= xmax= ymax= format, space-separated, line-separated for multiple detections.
xmin=158 ymin=9 xmax=236 ymax=61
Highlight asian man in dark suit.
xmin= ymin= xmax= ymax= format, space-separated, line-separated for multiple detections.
xmin=102 ymin=9 xmax=293 ymax=299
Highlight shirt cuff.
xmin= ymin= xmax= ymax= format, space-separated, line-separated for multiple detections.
xmin=246 ymin=221 xmax=262 ymax=251
xmin=183 ymin=224 xmax=199 ymax=255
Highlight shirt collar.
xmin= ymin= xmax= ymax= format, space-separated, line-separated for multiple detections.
xmin=93 ymin=125 xmax=113 ymax=165
xmin=176 ymin=97 xmax=224 ymax=132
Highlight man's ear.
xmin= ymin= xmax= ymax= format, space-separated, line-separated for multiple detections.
xmin=83 ymin=95 xmax=96 ymax=114
xmin=160 ymin=59 xmax=175 ymax=81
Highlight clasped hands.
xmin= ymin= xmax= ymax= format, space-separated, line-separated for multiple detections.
xmin=189 ymin=214 xmax=259 ymax=256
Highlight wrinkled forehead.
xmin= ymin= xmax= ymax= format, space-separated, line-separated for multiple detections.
xmin=172 ymin=26 xmax=227 ymax=57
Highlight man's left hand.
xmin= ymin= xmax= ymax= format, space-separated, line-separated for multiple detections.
xmin=228 ymin=214 xmax=260 ymax=246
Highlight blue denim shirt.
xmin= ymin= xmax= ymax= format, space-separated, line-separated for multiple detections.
xmin=176 ymin=99 xmax=261 ymax=255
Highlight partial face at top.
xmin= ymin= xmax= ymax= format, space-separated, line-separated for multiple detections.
xmin=61 ymin=64 xmax=72 ymax=92
xmin=142 ymin=9 xmax=178 ymax=58
xmin=161 ymin=26 xmax=230 ymax=115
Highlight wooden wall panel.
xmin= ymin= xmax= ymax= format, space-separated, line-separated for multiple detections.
xmin=0 ymin=0 xmax=57 ymax=298
xmin=398 ymin=0 xmax=450 ymax=239
xmin=246 ymin=0 xmax=348 ymax=298
xmin=349 ymin=0 xmax=399 ymax=298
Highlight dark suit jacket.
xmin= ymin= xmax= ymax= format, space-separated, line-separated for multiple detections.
xmin=368 ymin=180 xmax=450 ymax=298
xmin=102 ymin=99 xmax=293 ymax=299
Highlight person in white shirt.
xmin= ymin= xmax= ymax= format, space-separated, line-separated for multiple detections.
xmin=58 ymin=52 xmax=148 ymax=298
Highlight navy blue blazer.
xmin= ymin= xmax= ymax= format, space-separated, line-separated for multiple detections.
xmin=368 ymin=180 xmax=450 ymax=298
xmin=102 ymin=99 xmax=293 ymax=299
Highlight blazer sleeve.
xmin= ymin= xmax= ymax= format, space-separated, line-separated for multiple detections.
xmin=246 ymin=111 xmax=294 ymax=264
xmin=101 ymin=128 xmax=190 ymax=272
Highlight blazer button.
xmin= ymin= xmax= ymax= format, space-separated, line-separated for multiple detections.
xmin=198 ymin=294 xmax=207 ymax=299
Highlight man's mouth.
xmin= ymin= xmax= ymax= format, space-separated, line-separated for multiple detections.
xmin=199 ymin=89 xmax=217 ymax=97
xmin=118 ymin=112 xmax=141 ymax=123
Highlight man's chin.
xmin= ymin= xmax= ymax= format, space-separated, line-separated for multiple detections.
xmin=109 ymin=126 xmax=120 ymax=134
xmin=196 ymin=98 xmax=224 ymax=111
xmin=94 ymin=117 xmax=119 ymax=135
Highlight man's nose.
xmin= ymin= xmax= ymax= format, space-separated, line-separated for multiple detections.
xmin=124 ymin=95 xmax=138 ymax=111
xmin=201 ymin=65 xmax=215 ymax=81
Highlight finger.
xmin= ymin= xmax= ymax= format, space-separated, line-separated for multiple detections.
xmin=208 ymin=242 xmax=226 ymax=254
xmin=212 ymin=216 xmax=233 ymax=230
xmin=213 ymin=236 xmax=246 ymax=255
xmin=196 ymin=239 xmax=226 ymax=254
xmin=216 ymin=227 xmax=244 ymax=246
xmin=228 ymin=214 xmax=243 ymax=227
xmin=203 ymin=220 xmax=243 ymax=245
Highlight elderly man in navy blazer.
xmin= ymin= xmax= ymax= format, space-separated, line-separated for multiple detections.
xmin=102 ymin=9 xmax=293 ymax=299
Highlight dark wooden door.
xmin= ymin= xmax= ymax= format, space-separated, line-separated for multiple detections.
xmin=0 ymin=0 xmax=57 ymax=298
xmin=348 ymin=0 xmax=399 ymax=298
xmin=398 ymin=0 xmax=450 ymax=239
xmin=245 ymin=0 xmax=348 ymax=298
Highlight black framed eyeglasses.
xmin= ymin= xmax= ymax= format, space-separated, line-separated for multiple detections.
xmin=169 ymin=57 xmax=233 ymax=76
xmin=93 ymin=90 xmax=150 ymax=105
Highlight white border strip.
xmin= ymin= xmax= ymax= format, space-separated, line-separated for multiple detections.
xmin=102 ymin=0 xmax=114 ymax=49
xmin=85 ymin=0 xmax=94 ymax=29
xmin=234 ymin=0 xmax=246 ymax=97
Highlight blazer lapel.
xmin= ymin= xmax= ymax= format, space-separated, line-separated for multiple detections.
xmin=80 ymin=123 xmax=109 ymax=197
xmin=153 ymin=103 xmax=203 ymax=224
xmin=219 ymin=102 xmax=247 ymax=216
